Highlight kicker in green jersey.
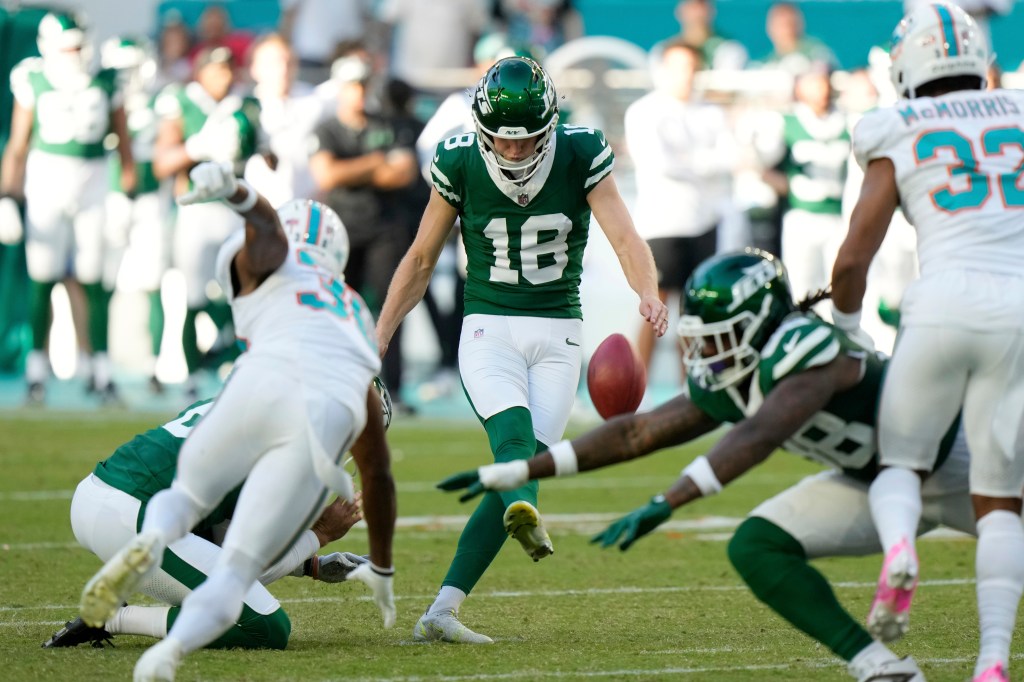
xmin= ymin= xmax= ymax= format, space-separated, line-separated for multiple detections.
xmin=430 ymin=124 xmax=614 ymax=318
xmin=688 ymin=313 xmax=958 ymax=482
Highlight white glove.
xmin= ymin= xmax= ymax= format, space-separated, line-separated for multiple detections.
xmin=478 ymin=460 xmax=530 ymax=491
xmin=0 ymin=197 xmax=24 ymax=245
xmin=315 ymin=552 xmax=369 ymax=583
xmin=346 ymin=562 xmax=396 ymax=628
xmin=178 ymin=162 xmax=239 ymax=206
xmin=830 ymin=304 xmax=876 ymax=353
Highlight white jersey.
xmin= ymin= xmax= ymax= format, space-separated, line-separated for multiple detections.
xmin=853 ymin=88 xmax=1024 ymax=276
xmin=215 ymin=231 xmax=381 ymax=407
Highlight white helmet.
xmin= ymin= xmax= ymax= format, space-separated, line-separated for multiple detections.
xmin=101 ymin=36 xmax=157 ymax=93
xmin=277 ymin=199 xmax=349 ymax=278
xmin=37 ymin=11 xmax=93 ymax=75
xmin=889 ymin=3 xmax=990 ymax=99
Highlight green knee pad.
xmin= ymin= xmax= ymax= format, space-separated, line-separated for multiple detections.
xmin=167 ymin=605 xmax=291 ymax=650
xmin=728 ymin=516 xmax=873 ymax=662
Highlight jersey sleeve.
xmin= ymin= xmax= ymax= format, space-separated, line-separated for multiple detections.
xmin=154 ymin=83 xmax=184 ymax=120
xmin=758 ymin=316 xmax=842 ymax=392
xmin=852 ymin=108 xmax=899 ymax=171
xmin=568 ymin=126 xmax=614 ymax=194
xmin=9 ymin=58 xmax=39 ymax=108
xmin=429 ymin=136 xmax=467 ymax=210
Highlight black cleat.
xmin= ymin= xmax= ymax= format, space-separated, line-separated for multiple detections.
xmin=42 ymin=617 xmax=114 ymax=649
xmin=26 ymin=382 xmax=45 ymax=406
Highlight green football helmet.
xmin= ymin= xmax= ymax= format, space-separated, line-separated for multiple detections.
xmin=678 ymin=249 xmax=796 ymax=391
xmin=471 ymin=56 xmax=559 ymax=182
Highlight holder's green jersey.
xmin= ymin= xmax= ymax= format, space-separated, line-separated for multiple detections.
xmin=92 ymin=400 xmax=240 ymax=532
xmin=10 ymin=57 xmax=119 ymax=158
xmin=430 ymin=125 xmax=615 ymax=318
xmin=688 ymin=313 xmax=958 ymax=483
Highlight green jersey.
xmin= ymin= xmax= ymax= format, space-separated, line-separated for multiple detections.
xmin=688 ymin=313 xmax=957 ymax=483
xmin=779 ymin=106 xmax=850 ymax=215
xmin=10 ymin=57 xmax=119 ymax=158
xmin=109 ymin=90 xmax=160 ymax=194
xmin=92 ymin=400 xmax=240 ymax=532
xmin=430 ymin=125 xmax=615 ymax=318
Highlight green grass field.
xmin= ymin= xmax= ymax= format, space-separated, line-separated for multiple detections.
xmin=0 ymin=410 xmax=1014 ymax=681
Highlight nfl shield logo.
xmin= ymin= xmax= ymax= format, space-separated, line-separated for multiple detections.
xmin=474 ymin=328 xmax=484 ymax=339
xmin=517 ymin=193 xmax=529 ymax=206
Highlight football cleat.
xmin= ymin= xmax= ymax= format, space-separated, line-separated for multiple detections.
xmin=413 ymin=609 xmax=493 ymax=644
xmin=503 ymin=500 xmax=554 ymax=562
xmin=26 ymin=381 xmax=45 ymax=406
xmin=867 ymin=538 xmax=918 ymax=643
xmin=80 ymin=532 xmax=161 ymax=628
xmin=42 ymin=617 xmax=114 ymax=648
xmin=974 ymin=663 xmax=1009 ymax=682
xmin=856 ymin=655 xmax=925 ymax=682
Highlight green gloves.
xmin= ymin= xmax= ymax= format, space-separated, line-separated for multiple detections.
xmin=591 ymin=495 xmax=673 ymax=551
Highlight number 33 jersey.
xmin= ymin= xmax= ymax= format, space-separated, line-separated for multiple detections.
xmin=215 ymin=231 xmax=381 ymax=405
xmin=853 ymin=88 xmax=1024 ymax=277
xmin=430 ymin=125 xmax=615 ymax=319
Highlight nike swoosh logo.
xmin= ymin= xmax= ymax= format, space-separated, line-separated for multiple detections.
xmin=433 ymin=154 xmax=440 ymax=163
xmin=782 ymin=336 xmax=799 ymax=353
xmin=565 ymin=338 xmax=580 ymax=346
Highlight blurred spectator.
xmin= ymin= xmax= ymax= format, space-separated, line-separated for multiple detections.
xmin=625 ymin=40 xmax=736 ymax=379
xmin=153 ymin=46 xmax=262 ymax=398
xmin=377 ymin=0 xmax=491 ymax=89
xmin=155 ymin=13 xmax=193 ymax=89
xmin=188 ymin=4 xmax=254 ymax=72
xmin=760 ymin=2 xmax=837 ymax=77
xmin=495 ymin=0 xmax=582 ymax=58
xmin=243 ymin=33 xmax=330 ymax=207
xmin=651 ymin=0 xmax=747 ymax=71
xmin=760 ymin=65 xmax=850 ymax=305
xmin=309 ymin=56 xmax=419 ymax=411
xmin=280 ymin=0 xmax=375 ymax=85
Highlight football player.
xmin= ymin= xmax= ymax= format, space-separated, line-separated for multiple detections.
xmin=43 ymin=390 xmax=389 ymax=649
xmin=375 ymin=56 xmax=668 ymax=643
xmin=439 ymin=249 xmax=978 ymax=681
xmin=78 ymin=164 xmax=396 ymax=682
xmin=100 ymin=36 xmax=170 ymax=393
xmin=831 ymin=5 xmax=1024 ymax=681
xmin=0 ymin=11 xmax=136 ymax=404
xmin=152 ymin=45 xmax=262 ymax=398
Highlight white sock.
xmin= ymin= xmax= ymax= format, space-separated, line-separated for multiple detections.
xmin=868 ymin=467 xmax=922 ymax=561
xmin=847 ymin=640 xmax=898 ymax=679
xmin=428 ymin=586 xmax=467 ymax=615
xmin=26 ymin=350 xmax=49 ymax=383
xmin=974 ymin=509 xmax=1024 ymax=677
xmin=106 ymin=605 xmax=170 ymax=639
xmin=92 ymin=352 xmax=111 ymax=389
xmin=141 ymin=487 xmax=205 ymax=546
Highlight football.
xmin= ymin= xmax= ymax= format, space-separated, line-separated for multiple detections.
xmin=587 ymin=333 xmax=646 ymax=420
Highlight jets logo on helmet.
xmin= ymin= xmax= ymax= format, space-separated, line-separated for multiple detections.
xmin=277 ymin=199 xmax=350 ymax=278
xmin=678 ymin=249 xmax=796 ymax=391
xmin=889 ymin=3 xmax=989 ymax=98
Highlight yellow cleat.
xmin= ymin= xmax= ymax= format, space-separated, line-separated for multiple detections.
xmin=80 ymin=532 xmax=161 ymax=628
xmin=503 ymin=500 xmax=554 ymax=562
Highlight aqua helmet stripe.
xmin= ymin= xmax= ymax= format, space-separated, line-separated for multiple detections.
xmin=307 ymin=201 xmax=322 ymax=246
xmin=934 ymin=3 xmax=959 ymax=57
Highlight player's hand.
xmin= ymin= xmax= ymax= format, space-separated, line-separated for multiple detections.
xmin=437 ymin=461 xmax=530 ymax=502
xmin=842 ymin=326 xmax=876 ymax=353
xmin=346 ymin=562 xmax=396 ymax=628
xmin=640 ymin=295 xmax=669 ymax=338
xmin=311 ymin=492 xmax=363 ymax=546
xmin=590 ymin=495 xmax=672 ymax=551
xmin=178 ymin=162 xmax=239 ymax=206
xmin=313 ymin=552 xmax=369 ymax=582
xmin=0 ymin=196 xmax=25 ymax=245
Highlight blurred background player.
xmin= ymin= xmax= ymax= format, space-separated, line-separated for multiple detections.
xmin=79 ymin=165 xmax=396 ymax=681
xmin=625 ymin=39 xmax=736 ymax=382
xmin=832 ymin=5 xmax=1024 ymax=681
xmin=375 ymin=56 xmax=668 ymax=643
xmin=0 ymin=10 xmax=135 ymax=405
xmin=152 ymin=45 xmax=261 ymax=399
xmin=101 ymin=35 xmax=170 ymax=394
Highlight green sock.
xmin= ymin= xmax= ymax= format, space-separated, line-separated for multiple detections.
xmin=166 ymin=604 xmax=291 ymax=650
xmin=28 ymin=280 xmax=56 ymax=350
xmin=727 ymin=516 xmax=874 ymax=661
xmin=182 ymin=308 xmax=202 ymax=374
xmin=440 ymin=407 xmax=539 ymax=594
xmin=148 ymin=290 xmax=164 ymax=357
xmin=83 ymin=282 xmax=111 ymax=353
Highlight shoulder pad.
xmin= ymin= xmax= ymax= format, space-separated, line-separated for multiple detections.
xmin=759 ymin=315 xmax=842 ymax=384
xmin=561 ymin=124 xmax=614 ymax=192
xmin=430 ymin=134 xmax=473 ymax=208
xmin=9 ymin=58 xmax=43 ymax=107
xmin=852 ymin=107 xmax=898 ymax=171
xmin=154 ymin=84 xmax=184 ymax=119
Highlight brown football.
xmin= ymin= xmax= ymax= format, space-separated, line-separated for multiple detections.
xmin=587 ymin=333 xmax=646 ymax=420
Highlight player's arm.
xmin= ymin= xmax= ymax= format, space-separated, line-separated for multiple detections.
xmin=831 ymin=158 xmax=899 ymax=319
xmin=438 ymin=393 xmax=721 ymax=500
xmin=371 ymin=148 xmax=418 ymax=190
xmin=110 ymin=104 xmax=137 ymax=195
xmin=152 ymin=116 xmax=192 ymax=181
xmin=375 ymin=188 xmax=457 ymax=355
xmin=587 ymin=174 xmax=668 ymax=337
xmin=309 ymin=147 xmax=387 ymax=190
xmin=595 ymin=354 xmax=862 ymax=550
xmin=0 ymin=100 xmax=33 ymax=197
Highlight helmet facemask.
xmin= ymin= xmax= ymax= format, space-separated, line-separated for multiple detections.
xmin=277 ymin=199 xmax=350 ymax=279
xmin=679 ymin=295 xmax=774 ymax=391
xmin=38 ymin=12 xmax=93 ymax=83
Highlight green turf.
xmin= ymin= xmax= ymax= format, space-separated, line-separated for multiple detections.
xmin=0 ymin=411 xmax=1014 ymax=681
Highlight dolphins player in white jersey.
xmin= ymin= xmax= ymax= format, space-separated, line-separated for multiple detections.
xmin=78 ymin=162 xmax=397 ymax=682
xmin=832 ymin=5 xmax=1024 ymax=681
